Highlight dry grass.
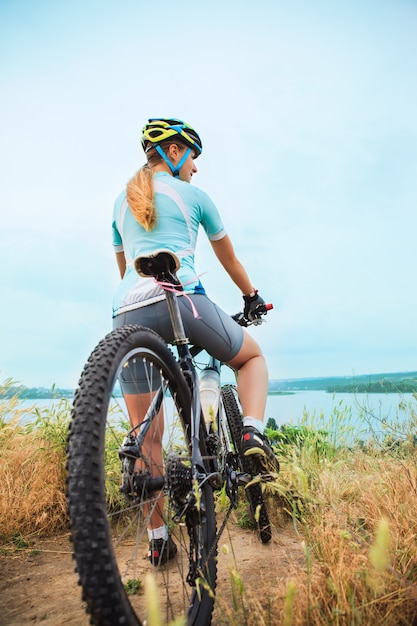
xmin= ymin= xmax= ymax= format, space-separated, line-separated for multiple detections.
xmin=211 ymin=451 xmax=417 ymax=625
xmin=0 ymin=423 xmax=67 ymax=538
xmin=0 ymin=393 xmax=68 ymax=541
xmin=272 ymin=450 xmax=417 ymax=625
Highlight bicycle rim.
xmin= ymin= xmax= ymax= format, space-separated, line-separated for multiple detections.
xmin=221 ymin=385 xmax=272 ymax=544
xmin=67 ymin=324 xmax=217 ymax=626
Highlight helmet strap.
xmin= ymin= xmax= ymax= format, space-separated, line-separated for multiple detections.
xmin=155 ymin=145 xmax=191 ymax=178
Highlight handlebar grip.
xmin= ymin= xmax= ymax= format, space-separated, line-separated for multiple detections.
xmin=258 ymin=303 xmax=273 ymax=313
xmin=251 ymin=303 xmax=273 ymax=316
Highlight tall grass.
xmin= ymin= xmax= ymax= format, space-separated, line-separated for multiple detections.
xmin=0 ymin=382 xmax=146 ymax=541
xmin=1 ymin=379 xmax=417 ymax=624
xmin=261 ymin=394 xmax=417 ymax=625
xmin=0 ymin=381 xmax=69 ymax=539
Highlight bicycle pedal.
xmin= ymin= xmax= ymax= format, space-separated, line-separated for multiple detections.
xmin=237 ymin=472 xmax=252 ymax=486
xmin=119 ymin=446 xmax=141 ymax=461
xmin=259 ymin=472 xmax=277 ymax=482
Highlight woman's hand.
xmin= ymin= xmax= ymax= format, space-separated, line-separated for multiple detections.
xmin=243 ymin=291 xmax=266 ymax=321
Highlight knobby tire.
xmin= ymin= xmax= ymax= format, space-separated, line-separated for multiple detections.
xmin=221 ymin=385 xmax=272 ymax=544
xmin=66 ymin=325 xmax=217 ymax=626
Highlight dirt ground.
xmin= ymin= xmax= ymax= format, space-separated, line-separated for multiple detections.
xmin=0 ymin=518 xmax=306 ymax=625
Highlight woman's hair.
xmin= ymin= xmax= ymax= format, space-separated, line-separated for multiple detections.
xmin=126 ymin=140 xmax=184 ymax=231
xmin=126 ymin=164 xmax=156 ymax=231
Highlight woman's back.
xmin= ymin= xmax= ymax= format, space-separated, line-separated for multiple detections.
xmin=112 ymin=171 xmax=225 ymax=315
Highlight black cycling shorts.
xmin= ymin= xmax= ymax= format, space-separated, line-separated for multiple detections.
xmin=113 ymin=294 xmax=243 ymax=394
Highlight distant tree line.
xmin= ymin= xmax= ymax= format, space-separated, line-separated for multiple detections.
xmin=326 ymin=380 xmax=417 ymax=394
xmin=268 ymin=371 xmax=417 ymax=394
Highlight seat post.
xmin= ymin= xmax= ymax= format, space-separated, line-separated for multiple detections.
xmin=165 ymin=290 xmax=189 ymax=345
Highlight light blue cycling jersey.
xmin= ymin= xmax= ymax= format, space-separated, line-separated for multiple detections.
xmin=112 ymin=171 xmax=226 ymax=317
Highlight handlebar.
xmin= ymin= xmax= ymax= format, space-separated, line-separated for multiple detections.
xmin=232 ymin=303 xmax=273 ymax=327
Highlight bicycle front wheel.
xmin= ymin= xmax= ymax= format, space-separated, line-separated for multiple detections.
xmin=67 ymin=324 xmax=217 ymax=626
xmin=221 ymin=385 xmax=272 ymax=544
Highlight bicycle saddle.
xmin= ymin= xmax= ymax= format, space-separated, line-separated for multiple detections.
xmin=134 ymin=249 xmax=182 ymax=287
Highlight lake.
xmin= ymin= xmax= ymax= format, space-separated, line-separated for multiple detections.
xmin=266 ymin=390 xmax=416 ymax=442
xmin=12 ymin=390 xmax=416 ymax=442
xmin=266 ymin=390 xmax=414 ymax=422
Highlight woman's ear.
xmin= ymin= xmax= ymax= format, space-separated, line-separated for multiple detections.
xmin=167 ymin=143 xmax=180 ymax=161
xmin=168 ymin=143 xmax=187 ymax=163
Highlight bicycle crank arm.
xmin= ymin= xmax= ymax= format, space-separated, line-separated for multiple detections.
xmin=237 ymin=471 xmax=278 ymax=485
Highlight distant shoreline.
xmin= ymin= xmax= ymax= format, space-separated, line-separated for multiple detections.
xmin=2 ymin=370 xmax=417 ymax=399
xmin=268 ymin=370 xmax=417 ymax=395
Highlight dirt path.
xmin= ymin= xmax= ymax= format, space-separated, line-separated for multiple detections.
xmin=0 ymin=519 xmax=306 ymax=625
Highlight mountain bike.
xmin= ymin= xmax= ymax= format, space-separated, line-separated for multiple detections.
xmin=66 ymin=250 xmax=277 ymax=626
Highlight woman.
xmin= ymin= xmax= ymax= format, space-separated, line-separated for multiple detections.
xmin=112 ymin=118 xmax=276 ymax=564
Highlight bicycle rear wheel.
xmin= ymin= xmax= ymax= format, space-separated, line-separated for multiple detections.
xmin=221 ymin=385 xmax=272 ymax=544
xmin=67 ymin=324 xmax=217 ymax=626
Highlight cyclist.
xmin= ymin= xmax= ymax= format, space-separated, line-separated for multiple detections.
xmin=112 ymin=118 xmax=278 ymax=564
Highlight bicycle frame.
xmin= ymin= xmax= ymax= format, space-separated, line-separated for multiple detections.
xmin=124 ymin=283 xmax=252 ymax=507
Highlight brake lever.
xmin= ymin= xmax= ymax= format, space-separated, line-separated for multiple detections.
xmin=232 ymin=303 xmax=273 ymax=327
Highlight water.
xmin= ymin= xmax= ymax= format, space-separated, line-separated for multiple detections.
xmin=4 ymin=397 xmax=73 ymax=424
xmin=13 ymin=390 xmax=415 ymax=428
xmin=266 ymin=390 xmax=412 ymax=424
xmin=6 ymin=390 xmax=416 ymax=447
xmin=265 ymin=390 xmax=416 ymax=442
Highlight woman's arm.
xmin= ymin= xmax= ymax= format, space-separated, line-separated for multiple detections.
xmin=115 ymin=251 xmax=127 ymax=279
xmin=210 ymin=235 xmax=254 ymax=295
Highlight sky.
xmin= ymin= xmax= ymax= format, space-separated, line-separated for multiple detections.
xmin=1 ymin=0 xmax=416 ymax=389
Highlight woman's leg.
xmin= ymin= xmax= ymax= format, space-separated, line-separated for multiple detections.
xmin=227 ymin=331 xmax=268 ymax=422
xmin=228 ymin=331 xmax=279 ymax=471
xmin=124 ymin=393 xmax=165 ymax=531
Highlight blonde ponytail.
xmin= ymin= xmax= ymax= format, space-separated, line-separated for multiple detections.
xmin=126 ymin=165 xmax=157 ymax=231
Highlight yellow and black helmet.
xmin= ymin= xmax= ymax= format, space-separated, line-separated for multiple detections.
xmin=141 ymin=118 xmax=203 ymax=158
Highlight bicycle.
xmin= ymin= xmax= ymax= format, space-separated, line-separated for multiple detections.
xmin=66 ymin=250 xmax=278 ymax=626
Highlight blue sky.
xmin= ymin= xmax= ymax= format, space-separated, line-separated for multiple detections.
xmin=1 ymin=0 xmax=416 ymax=388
